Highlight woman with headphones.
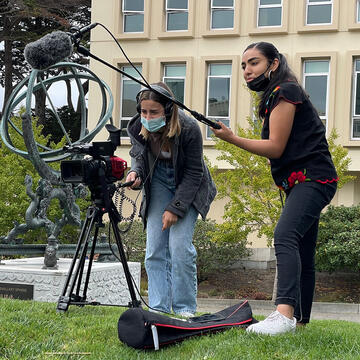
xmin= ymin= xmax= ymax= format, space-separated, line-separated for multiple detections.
xmin=212 ymin=42 xmax=338 ymax=335
xmin=125 ymin=82 xmax=216 ymax=317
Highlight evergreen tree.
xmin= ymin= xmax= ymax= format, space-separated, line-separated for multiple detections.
xmin=0 ymin=0 xmax=91 ymax=113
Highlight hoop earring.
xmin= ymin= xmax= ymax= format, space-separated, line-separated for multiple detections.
xmin=268 ymin=70 xmax=272 ymax=79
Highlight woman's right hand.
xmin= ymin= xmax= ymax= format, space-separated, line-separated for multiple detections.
xmin=211 ymin=121 xmax=235 ymax=142
xmin=125 ymin=171 xmax=142 ymax=189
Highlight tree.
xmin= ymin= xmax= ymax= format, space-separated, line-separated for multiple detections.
xmin=0 ymin=0 xmax=91 ymax=114
xmin=208 ymin=92 xmax=354 ymax=248
xmin=210 ymin=124 xmax=281 ymax=247
xmin=42 ymin=105 xmax=81 ymax=144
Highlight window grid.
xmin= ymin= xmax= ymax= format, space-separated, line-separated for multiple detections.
xmin=357 ymin=0 xmax=360 ymax=23
xmin=306 ymin=0 xmax=333 ymax=26
xmin=210 ymin=0 xmax=235 ymax=30
xmin=162 ymin=64 xmax=186 ymax=104
xmin=166 ymin=0 xmax=189 ymax=31
xmin=206 ymin=63 xmax=232 ymax=138
xmin=302 ymin=60 xmax=330 ymax=130
xmin=257 ymin=0 xmax=283 ymax=28
xmin=352 ymin=59 xmax=360 ymax=139
xmin=119 ymin=65 xmax=143 ymax=137
xmin=122 ymin=0 xmax=144 ymax=33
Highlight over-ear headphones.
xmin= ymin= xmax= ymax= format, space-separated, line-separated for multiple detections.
xmin=136 ymin=84 xmax=174 ymax=118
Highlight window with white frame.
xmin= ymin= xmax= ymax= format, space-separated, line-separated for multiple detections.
xmin=122 ymin=0 xmax=144 ymax=33
xmin=357 ymin=0 xmax=360 ymax=23
xmin=166 ymin=0 xmax=188 ymax=31
xmin=352 ymin=59 xmax=360 ymax=138
xmin=206 ymin=63 xmax=232 ymax=138
xmin=257 ymin=0 xmax=282 ymax=27
xmin=303 ymin=60 xmax=330 ymax=128
xmin=210 ymin=0 xmax=234 ymax=30
xmin=119 ymin=65 xmax=143 ymax=137
xmin=163 ymin=64 xmax=186 ymax=103
xmin=306 ymin=0 xmax=332 ymax=25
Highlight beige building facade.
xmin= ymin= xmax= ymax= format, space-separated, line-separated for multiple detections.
xmin=88 ymin=0 xmax=360 ymax=246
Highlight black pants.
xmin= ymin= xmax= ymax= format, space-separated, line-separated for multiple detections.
xmin=274 ymin=181 xmax=337 ymax=323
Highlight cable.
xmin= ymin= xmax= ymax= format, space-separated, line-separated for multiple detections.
xmin=96 ymin=23 xmax=150 ymax=88
xmin=114 ymin=185 xmax=137 ymax=232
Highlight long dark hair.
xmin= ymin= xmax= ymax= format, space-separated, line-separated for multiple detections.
xmin=244 ymin=42 xmax=303 ymax=118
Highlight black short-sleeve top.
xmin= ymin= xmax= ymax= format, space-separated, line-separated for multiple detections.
xmin=261 ymin=81 xmax=338 ymax=191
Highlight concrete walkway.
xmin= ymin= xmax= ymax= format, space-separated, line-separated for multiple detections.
xmin=196 ymin=298 xmax=360 ymax=323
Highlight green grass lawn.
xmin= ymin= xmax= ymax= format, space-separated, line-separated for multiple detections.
xmin=0 ymin=298 xmax=359 ymax=360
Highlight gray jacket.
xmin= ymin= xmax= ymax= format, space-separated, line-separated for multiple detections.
xmin=127 ymin=110 xmax=216 ymax=226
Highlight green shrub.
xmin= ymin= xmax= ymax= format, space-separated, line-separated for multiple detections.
xmin=193 ymin=219 xmax=249 ymax=282
xmin=316 ymin=205 xmax=360 ymax=272
xmin=119 ymin=220 xmax=147 ymax=264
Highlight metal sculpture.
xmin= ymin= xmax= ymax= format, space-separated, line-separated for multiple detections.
xmin=0 ymin=62 xmax=114 ymax=268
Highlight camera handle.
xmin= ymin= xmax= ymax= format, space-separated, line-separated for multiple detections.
xmin=56 ymin=196 xmax=141 ymax=313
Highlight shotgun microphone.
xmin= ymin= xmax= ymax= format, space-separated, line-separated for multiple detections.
xmin=24 ymin=24 xmax=98 ymax=70
xmin=24 ymin=31 xmax=73 ymax=70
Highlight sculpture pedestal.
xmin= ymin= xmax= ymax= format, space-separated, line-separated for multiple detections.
xmin=0 ymin=257 xmax=141 ymax=305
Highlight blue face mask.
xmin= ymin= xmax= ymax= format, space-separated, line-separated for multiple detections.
xmin=140 ymin=116 xmax=166 ymax=132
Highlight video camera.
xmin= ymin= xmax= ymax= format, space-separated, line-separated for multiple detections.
xmin=60 ymin=124 xmax=127 ymax=185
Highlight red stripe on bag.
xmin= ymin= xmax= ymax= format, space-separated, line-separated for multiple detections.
xmin=153 ymin=318 xmax=253 ymax=331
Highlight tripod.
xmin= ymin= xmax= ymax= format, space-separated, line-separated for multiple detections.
xmin=56 ymin=180 xmax=141 ymax=313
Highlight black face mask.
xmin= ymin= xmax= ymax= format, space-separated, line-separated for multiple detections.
xmin=246 ymin=62 xmax=273 ymax=92
xmin=247 ymin=73 xmax=270 ymax=92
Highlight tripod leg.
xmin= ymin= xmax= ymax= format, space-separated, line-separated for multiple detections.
xmin=67 ymin=208 xmax=98 ymax=300
xmin=57 ymin=206 xmax=97 ymax=312
xmin=109 ymin=210 xmax=141 ymax=308
xmin=73 ymin=237 xmax=90 ymax=299
xmin=81 ymin=225 xmax=100 ymax=300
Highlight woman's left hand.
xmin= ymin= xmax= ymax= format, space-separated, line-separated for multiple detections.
xmin=162 ymin=210 xmax=178 ymax=230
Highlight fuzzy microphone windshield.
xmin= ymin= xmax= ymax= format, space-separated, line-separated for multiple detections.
xmin=24 ymin=31 xmax=73 ymax=70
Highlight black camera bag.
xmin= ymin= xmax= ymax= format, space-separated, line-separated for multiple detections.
xmin=118 ymin=300 xmax=256 ymax=350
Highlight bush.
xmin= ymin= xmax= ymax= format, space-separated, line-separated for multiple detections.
xmin=193 ymin=219 xmax=249 ymax=282
xmin=119 ymin=220 xmax=147 ymax=264
xmin=118 ymin=219 xmax=249 ymax=282
xmin=316 ymin=205 xmax=360 ymax=272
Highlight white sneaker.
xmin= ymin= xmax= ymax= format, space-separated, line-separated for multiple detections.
xmin=246 ymin=311 xmax=296 ymax=336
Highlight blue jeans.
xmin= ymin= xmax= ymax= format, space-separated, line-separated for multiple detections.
xmin=274 ymin=181 xmax=337 ymax=323
xmin=145 ymin=161 xmax=198 ymax=314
